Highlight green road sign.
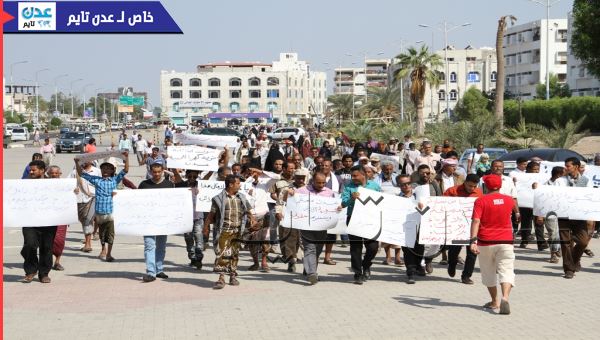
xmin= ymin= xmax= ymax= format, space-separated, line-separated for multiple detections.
xmin=119 ymin=96 xmax=145 ymax=106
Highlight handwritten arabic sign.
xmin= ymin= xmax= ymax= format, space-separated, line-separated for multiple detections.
xmin=167 ymin=145 xmax=220 ymax=171
xmin=327 ymin=208 xmax=349 ymax=235
xmin=513 ymin=172 xmax=551 ymax=208
xmin=5 ymin=1 xmax=182 ymax=33
xmin=113 ymin=188 xmax=192 ymax=235
xmin=280 ymin=194 xmax=341 ymax=231
xmin=195 ymin=180 xmax=253 ymax=212
xmin=585 ymin=165 xmax=600 ymax=188
xmin=75 ymin=150 xmax=126 ymax=164
xmin=3 ymin=179 xmax=78 ymax=227
xmin=173 ymin=133 xmax=240 ymax=149
xmin=419 ymin=197 xmax=477 ymax=245
xmin=533 ymin=185 xmax=600 ymax=220
xmin=346 ymin=187 xmax=419 ymax=247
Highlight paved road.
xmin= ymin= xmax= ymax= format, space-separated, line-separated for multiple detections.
xmin=4 ymin=144 xmax=600 ymax=339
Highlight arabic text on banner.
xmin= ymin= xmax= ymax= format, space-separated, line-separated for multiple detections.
xmin=4 ymin=179 xmax=79 ymax=227
xmin=173 ymin=133 xmax=240 ymax=149
xmin=280 ymin=193 xmax=341 ymax=231
xmin=533 ymin=185 xmax=600 ymax=221
xmin=195 ymin=180 xmax=252 ymax=212
xmin=418 ymin=197 xmax=477 ymax=245
xmin=167 ymin=145 xmax=221 ymax=171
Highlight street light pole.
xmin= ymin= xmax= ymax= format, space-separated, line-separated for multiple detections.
xmin=34 ymin=68 xmax=50 ymax=125
xmin=70 ymin=78 xmax=83 ymax=118
xmin=82 ymin=83 xmax=94 ymax=118
xmin=53 ymin=73 xmax=68 ymax=113
xmin=94 ymin=88 xmax=102 ymax=121
xmin=529 ymin=0 xmax=561 ymax=100
xmin=9 ymin=60 xmax=28 ymax=118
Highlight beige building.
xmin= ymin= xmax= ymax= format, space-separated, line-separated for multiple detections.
xmin=3 ymin=79 xmax=38 ymax=115
xmin=504 ymin=19 xmax=568 ymax=99
xmin=160 ymin=53 xmax=327 ymax=124
xmin=421 ymin=46 xmax=498 ymax=119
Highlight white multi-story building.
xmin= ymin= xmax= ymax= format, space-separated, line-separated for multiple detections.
xmin=333 ymin=67 xmax=365 ymax=96
xmin=365 ymin=59 xmax=391 ymax=89
xmin=420 ymin=46 xmax=498 ymax=118
xmin=160 ymin=53 xmax=327 ymax=124
xmin=566 ymin=13 xmax=600 ymax=97
xmin=503 ymin=19 xmax=568 ymax=99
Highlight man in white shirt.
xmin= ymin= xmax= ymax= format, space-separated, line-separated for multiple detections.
xmin=414 ymin=141 xmax=441 ymax=180
xmin=508 ymin=157 xmax=528 ymax=179
xmin=135 ymin=134 xmax=147 ymax=163
xmin=467 ymin=144 xmax=484 ymax=175
xmin=70 ymin=161 xmax=101 ymax=252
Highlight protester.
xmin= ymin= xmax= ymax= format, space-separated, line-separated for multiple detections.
xmin=40 ymin=138 xmax=56 ymax=167
xmin=47 ymin=165 xmax=68 ymax=272
xmin=70 ymin=160 xmax=100 ymax=252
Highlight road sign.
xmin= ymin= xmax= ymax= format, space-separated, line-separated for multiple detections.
xmin=119 ymin=96 xmax=144 ymax=106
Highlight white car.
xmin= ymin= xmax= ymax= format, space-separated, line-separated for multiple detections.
xmin=10 ymin=127 xmax=30 ymax=141
xmin=267 ymin=127 xmax=306 ymax=141
xmin=4 ymin=123 xmax=21 ymax=136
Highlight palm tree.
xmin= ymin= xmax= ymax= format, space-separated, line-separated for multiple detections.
xmin=359 ymin=86 xmax=402 ymax=121
xmin=393 ymin=45 xmax=442 ymax=136
xmin=539 ymin=117 xmax=588 ymax=148
xmin=326 ymin=94 xmax=354 ymax=124
xmin=495 ymin=15 xmax=517 ymax=128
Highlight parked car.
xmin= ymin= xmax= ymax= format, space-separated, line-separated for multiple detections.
xmin=136 ymin=123 xmax=148 ymax=129
xmin=56 ymin=131 xmax=93 ymax=153
xmin=267 ymin=127 xmax=306 ymax=141
xmin=458 ymin=148 xmax=509 ymax=172
xmin=10 ymin=127 xmax=30 ymax=142
xmin=3 ymin=123 xmax=21 ymax=136
xmin=59 ymin=127 xmax=71 ymax=134
xmin=110 ymin=122 xmax=123 ymax=131
xmin=198 ymin=127 xmax=243 ymax=137
xmin=175 ymin=123 xmax=189 ymax=131
xmin=498 ymin=148 xmax=586 ymax=175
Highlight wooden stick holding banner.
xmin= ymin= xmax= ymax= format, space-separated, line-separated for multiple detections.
xmin=75 ymin=150 xmax=127 ymax=163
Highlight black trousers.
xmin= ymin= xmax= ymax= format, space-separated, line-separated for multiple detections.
xmin=21 ymin=226 xmax=57 ymax=277
xmin=402 ymin=244 xmax=423 ymax=277
xmin=519 ymin=207 xmax=545 ymax=248
xmin=348 ymin=234 xmax=378 ymax=275
xmin=447 ymin=245 xmax=477 ymax=279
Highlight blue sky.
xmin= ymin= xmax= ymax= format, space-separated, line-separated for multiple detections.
xmin=4 ymin=0 xmax=575 ymax=106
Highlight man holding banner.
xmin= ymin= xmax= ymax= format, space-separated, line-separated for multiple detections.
xmin=341 ymin=165 xmax=381 ymax=285
xmin=293 ymin=172 xmax=339 ymax=285
xmin=21 ymin=160 xmax=57 ymax=283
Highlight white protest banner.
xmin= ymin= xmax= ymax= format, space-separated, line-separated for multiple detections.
xmin=533 ymin=185 xmax=571 ymax=218
xmin=3 ymin=179 xmax=78 ymax=227
xmin=414 ymin=184 xmax=430 ymax=204
xmin=328 ymin=208 xmax=349 ymax=235
xmin=281 ymin=193 xmax=341 ymax=231
xmin=346 ymin=187 xmax=419 ymax=247
xmin=195 ymin=180 xmax=252 ymax=212
xmin=513 ymin=172 xmax=551 ymax=208
xmin=167 ymin=145 xmax=221 ymax=171
xmin=585 ymin=165 xmax=600 ymax=188
xmin=75 ymin=150 xmax=126 ymax=163
xmin=540 ymin=161 xmax=565 ymax=175
xmin=564 ymin=187 xmax=600 ymax=220
xmin=371 ymin=153 xmax=401 ymax=172
xmin=173 ymin=132 xmax=240 ymax=149
xmin=418 ymin=197 xmax=477 ymax=245
xmin=113 ymin=188 xmax=193 ymax=235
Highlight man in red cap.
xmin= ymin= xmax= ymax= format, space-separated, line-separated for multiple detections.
xmin=469 ymin=174 xmax=515 ymax=315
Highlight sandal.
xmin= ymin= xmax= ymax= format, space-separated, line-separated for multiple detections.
xmin=499 ymin=299 xmax=510 ymax=315
xmin=483 ymin=302 xmax=499 ymax=309
xmin=80 ymin=247 xmax=93 ymax=253
xmin=395 ymin=260 xmax=405 ymax=267
xmin=323 ymin=259 xmax=336 ymax=265
xmin=381 ymin=260 xmax=391 ymax=265
xmin=106 ymin=256 xmax=115 ymax=262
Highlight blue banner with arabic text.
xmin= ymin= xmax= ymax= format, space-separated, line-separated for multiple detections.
xmin=3 ymin=1 xmax=182 ymax=33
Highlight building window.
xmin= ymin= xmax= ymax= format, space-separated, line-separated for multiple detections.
xmin=437 ymin=71 xmax=445 ymax=81
xmin=189 ymin=78 xmax=201 ymax=87
xmin=267 ymin=77 xmax=279 ymax=86
xmin=267 ymin=89 xmax=279 ymax=98
xmin=229 ymin=78 xmax=241 ymax=87
xmin=438 ymin=90 xmax=446 ymax=100
xmin=208 ymin=90 xmax=220 ymax=99
xmin=212 ymin=102 xmax=220 ymax=112
xmin=249 ymin=77 xmax=261 ymax=86
xmin=249 ymin=90 xmax=261 ymax=98
xmin=450 ymin=72 xmax=457 ymax=83
xmin=170 ymin=78 xmax=182 ymax=87
xmin=209 ymin=78 xmax=220 ymax=87
xmin=491 ymin=71 xmax=497 ymax=82
xmin=229 ymin=102 xmax=240 ymax=112
xmin=467 ymin=72 xmax=480 ymax=83
xmin=170 ymin=91 xmax=182 ymax=99
xmin=267 ymin=101 xmax=278 ymax=112
xmin=449 ymin=90 xmax=458 ymax=101
xmin=189 ymin=90 xmax=201 ymax=99
xmin=230 ymin=90 xmax=241 ymax=98
xmin=248 ymin=102 xmax=259 ymax=112
xmin=579 ymin=66 xmax=585 ymax=78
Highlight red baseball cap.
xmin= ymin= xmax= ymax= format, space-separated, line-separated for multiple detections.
xmin=482 ymin=174 xmax=502 ymax=191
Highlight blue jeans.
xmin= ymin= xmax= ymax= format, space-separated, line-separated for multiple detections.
xmin=144 ymin=235 xmax=167 ymax=276
xmin=184 ymin=219 xmax=204 ymax=261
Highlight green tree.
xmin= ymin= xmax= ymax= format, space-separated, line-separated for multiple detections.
xmin=571 ymin=0 xmax=600 ymax=78
xmin=50 ymin=117 xmax=62 ymax=127
xmin=326 ymin=94 xmax=354 ymax=124
xmin=359 ymin=86 xmax=402 ymax=121
xmin=393 ymin=45 xmax=442 ymax=136
xmin=501 ymin=118 xmax=544 ymax=148
xmin=539 ymin=117 xmax=588 ymax=148
xmin=535 ymin=73 xmax=571 ymax=99
xmin=454 ymin=87 xmax=491 ymax=121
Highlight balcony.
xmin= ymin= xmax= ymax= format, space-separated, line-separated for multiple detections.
xmin=335 ymin=76 xmax=354 ymax=82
